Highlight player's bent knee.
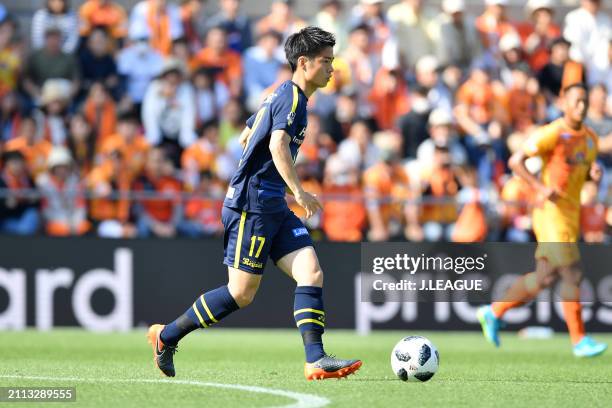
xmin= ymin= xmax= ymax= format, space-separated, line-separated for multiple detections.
xmin=228 ymin=285 xmax=257 ymax=308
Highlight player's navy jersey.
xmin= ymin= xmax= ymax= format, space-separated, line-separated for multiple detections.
xmin=224 ymin=80 xmax=308 ymax=213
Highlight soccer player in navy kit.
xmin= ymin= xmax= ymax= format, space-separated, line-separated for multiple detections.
xmin=148 ymin=27 xmax=362 ymax=380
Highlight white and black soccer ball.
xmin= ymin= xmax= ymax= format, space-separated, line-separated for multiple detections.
xmin=390 ymin=336 xmax=439 ymax=382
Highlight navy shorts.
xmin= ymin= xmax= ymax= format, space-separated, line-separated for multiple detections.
xmin=222 ymin=206 xmax=314 ymax=274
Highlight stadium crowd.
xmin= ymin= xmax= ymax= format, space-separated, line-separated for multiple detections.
xmin=0 ymin=0 xmax=610 ymax=242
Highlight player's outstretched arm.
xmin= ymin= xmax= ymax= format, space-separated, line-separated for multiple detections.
xmin=269 ymin=129 xmax=322 ymax=218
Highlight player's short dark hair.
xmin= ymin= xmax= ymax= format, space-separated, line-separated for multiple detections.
xmin=284 ymin=26 xmax=336 ymax=72
xmin=562 ymin=82 xmax=588 ymax=96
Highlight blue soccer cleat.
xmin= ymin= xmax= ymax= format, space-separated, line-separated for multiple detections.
xmin=573 ymin=336 xmax=607 ymax=358
xmin=477 ymin=305 xmax=501 ymax=347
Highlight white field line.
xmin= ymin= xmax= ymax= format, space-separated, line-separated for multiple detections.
xmin=0 ymin=374 xmax=330 ymax=408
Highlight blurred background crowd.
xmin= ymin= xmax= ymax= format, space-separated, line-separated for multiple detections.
xmin=0 ymin=0 xmax=610 ymax=242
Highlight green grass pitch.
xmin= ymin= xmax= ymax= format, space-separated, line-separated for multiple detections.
xmin=1 ymin=329 xmax=611 ymax=407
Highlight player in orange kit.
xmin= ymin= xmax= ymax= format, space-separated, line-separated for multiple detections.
xmin=478 ymin=83 xmax=607 ymax=357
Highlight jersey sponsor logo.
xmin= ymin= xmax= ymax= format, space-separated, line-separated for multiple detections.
xmin=292 ymin=227 xmax=309 ymax=237
xmin=292 ymin=127 xmax=306 ymax=145
xmin=287 ymin=111 xmax=296 ymax=126
xmin=242 ymin=257 xmax=264 ymax=269
xmin=226 ymin=186 xmax=235 ymax=199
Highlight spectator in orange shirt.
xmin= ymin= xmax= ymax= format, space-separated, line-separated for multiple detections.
xmin=98 ymin=111 xmax=150 ymax=179
xmin=580 ymin=180 xmax=607 ymax=243
xmin=363 ymin=131 xmax=421 ymax=241
xmin=255 ymin=0 xmax=306 ymax=40
xmin=454 ymin=64 xmax=508 ymax=186
xmin=515 ymin=0 xmax=561 ymax=72
xmin=419 ymin=146 xmax=460 ymax=241
xmin=321 ymin=153 xmax=366 ymax=242
xmin=181 ymin=119 xmax=219 ymax=191
xmin=132 ymin=147 xmax=183 ymax=237
xmin=190 ymin=26 xmax=242 ymax=97
xmin=66 ymin=112 xmax=96 ymax=177
xmin=4 ymin=116 xmax=52 ymax=178
xmin=79 ymin=0 xmax=128 ymax=41
xmin=368 ymin=67 xmax=410 ymax=131
xmin=37 ymin=146 xmax=90 ymax=236
xmin=86 ymin=149 xmax=136 ymax=238
xmin=475 ymin=0 xmax=517 ymax=55
xmin=178 ymin=170 xmax=225 ymax=237
xmin=83 ymin=82 xmax=116 ymax=149
xmin=128 ymin=0 xmax=184 ymax=55
xmin=506 ymin=63 xmax=546 ymax=132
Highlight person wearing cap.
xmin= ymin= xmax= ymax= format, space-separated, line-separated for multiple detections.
xmin=129 ymin=0 xmax=184 ymax=55
xmin=415 ymin=54 xmax=452 ymax=113
xmin=204 ymin=0 xmax=253 ymax=53
xmin=190 ymin=26 xmax=243 ymax=98
xmin=0 ymin=150 xmax=40 ymax=236
xmin=416 ymin=108 xmax=467 ymax=173
xmin=78 ymin=0 xmax=128 ymax=41
xmin=515 ymin=0 xmax=561 ymax=72
xmin=386 ymin=0 xmax=439 ymax=69
xmin=475 ymin=0 xmax=518 ymax=55
xmin=433 ymin=0 xmax=481 ymax=70
xmin=255 ymin=0 xmax=306 ymax=41
xmin=36 ymin=79 xmax=72 ymax=146
xmin=116 ymin=32 xmax=165 ymax=109
xmin=142 ymin=57 xmax=196 ymax=166
xmin=23 ymin=27 xmax=80 ymax=104
xmin=31 ymin=0 xmax=79 ymax=54
xmin=497 ymin=31 xmax=526 ymax=86
xmin=36 ymin=146 xmax=90 ymax=236
xmin=564 ymin=0 xmax=611 ymax=87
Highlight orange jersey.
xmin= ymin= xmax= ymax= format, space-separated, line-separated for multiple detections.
xmin=98 ymin=133 xmax=150 ymax=178
xmin=190 ymin=48 xmax=242 ymax=87
xmin=4 ymin=137 xmax=53 ymax=178
xmin=79 ymin=0 xmax=128 ymax=39
xmin=363 ymin=162 xmax=410 ymax=224
xmin=523 ymin=118 xmax=598 ymax=216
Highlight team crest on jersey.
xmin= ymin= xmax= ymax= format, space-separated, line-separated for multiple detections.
xmin=587 ymin=138 xmax=594 ymax=150
xmin=561 ymin=133 xmax=571 ymax=140
xmin=575 ymin=152 xmax=585 ymax=163
xmin=287 ymin=111 xmax=296 ymax=126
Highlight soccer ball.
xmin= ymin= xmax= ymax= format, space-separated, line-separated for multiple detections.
xmin=390 ymin=335 xmax=439 ymax=382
